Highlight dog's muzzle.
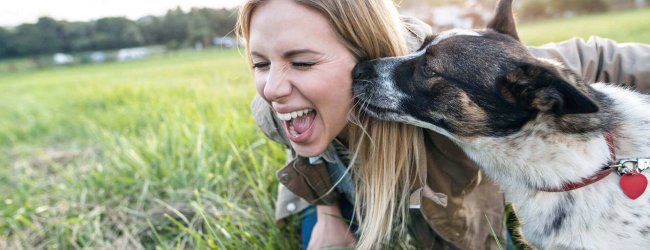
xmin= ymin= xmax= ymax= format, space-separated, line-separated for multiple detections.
xmin=352 ymin=60 xmax=377 ymax=80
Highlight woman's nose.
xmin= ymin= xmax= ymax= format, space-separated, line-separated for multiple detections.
xmin=264 ymin=65 xmax=292 ymax=101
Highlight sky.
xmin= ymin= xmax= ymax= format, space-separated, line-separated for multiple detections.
xmin=0 ymin=0 xmax=243 ymax=27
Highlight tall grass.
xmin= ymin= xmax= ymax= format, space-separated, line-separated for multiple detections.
xmin=0 ymin=50 xmax=298 ymax=249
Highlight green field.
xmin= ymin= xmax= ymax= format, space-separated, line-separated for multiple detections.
xmin=0 ymin=50 xmax=296 ymax=249
xmin=519 ymin=8 xmax=650 ymax=45
xmin=1 ymin=8 xmax=649 ymax=249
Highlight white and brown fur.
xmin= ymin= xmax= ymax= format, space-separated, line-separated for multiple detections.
xmin=352 ymin=0 xmax=650 ymax=248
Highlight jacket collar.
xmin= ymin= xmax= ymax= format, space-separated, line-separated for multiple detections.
xmin=308 ymin=139 xmax=348 ymax=165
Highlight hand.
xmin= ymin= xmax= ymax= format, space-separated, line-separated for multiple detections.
xmin=307 ymin=204 xmax=357 ymax=250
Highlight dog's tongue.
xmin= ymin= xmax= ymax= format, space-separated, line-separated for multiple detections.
xmin=292 ymin=112 xmax=315 ymax=134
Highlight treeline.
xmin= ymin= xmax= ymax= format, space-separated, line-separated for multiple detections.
xmin=0 ymin=7 xmax=238 ymax=59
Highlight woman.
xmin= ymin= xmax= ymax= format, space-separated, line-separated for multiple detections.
xmin=239 ymin=0 xmax=427 ymax=249
xmin=236 ymin=0 xmax=650 ymax=249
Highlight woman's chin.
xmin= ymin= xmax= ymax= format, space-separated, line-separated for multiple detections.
xmin=290 ymin=142 xmax=329 ymax=158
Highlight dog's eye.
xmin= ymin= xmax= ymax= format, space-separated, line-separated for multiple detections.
xmin=421 ymin=64 xmax=436 ymax=78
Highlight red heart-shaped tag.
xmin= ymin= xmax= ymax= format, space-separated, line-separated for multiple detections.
xmin=620 ymin=173 xmax=648 ymax=199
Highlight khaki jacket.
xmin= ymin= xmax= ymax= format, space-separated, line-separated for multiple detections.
xmin=250 ymin=20 xmax=650 ymax=249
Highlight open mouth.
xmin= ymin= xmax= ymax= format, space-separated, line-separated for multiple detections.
xmin=276 ymin=108 xmax=317 ymax=143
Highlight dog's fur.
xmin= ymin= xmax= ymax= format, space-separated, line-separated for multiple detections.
xmin=352 ymin=0 xmax=650 ymax=248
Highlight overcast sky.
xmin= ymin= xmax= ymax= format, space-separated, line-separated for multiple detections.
xmin=0 ymin=0 xmax=243 ymax=27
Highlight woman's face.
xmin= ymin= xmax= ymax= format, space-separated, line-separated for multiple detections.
xmin=249 ymin=0 xmax=357 ymax=157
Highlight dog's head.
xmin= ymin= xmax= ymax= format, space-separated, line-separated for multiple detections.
xmin=352 ymin=0 xmax=599 ymax=139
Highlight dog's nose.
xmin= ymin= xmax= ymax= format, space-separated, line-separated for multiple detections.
xmin=352 ymin=61 xmax=372 ymax=79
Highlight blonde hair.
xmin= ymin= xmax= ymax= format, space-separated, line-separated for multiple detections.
xmin=237 ymin=1 xmax=424 ymax=248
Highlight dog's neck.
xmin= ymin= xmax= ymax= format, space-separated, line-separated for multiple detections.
xmin=459 ymin=122 xmax=612 ymax=193
xmin=454 ymin=83 xmax=650 ymax=196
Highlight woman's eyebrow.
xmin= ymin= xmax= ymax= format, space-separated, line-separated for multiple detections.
xmin=250 ymin=49 xmax=323 ymax=59
xmin=250 ymin=51 xmax=266 ymax=59
xmin=283 ymin=49 xmax=323 ymax=58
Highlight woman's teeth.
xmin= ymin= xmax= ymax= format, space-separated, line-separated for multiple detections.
xmin=276 ymin=108 xmax=314 ymax=137
xmin=289 ymin=125 xmax=298 ymax=136
xmin=276 ymin=108 xmax=314 ymax=121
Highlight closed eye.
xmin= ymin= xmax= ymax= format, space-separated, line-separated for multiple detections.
xmin=252 ymin=62 xmax=270 ymax=70
xmin=292 ymin=62 xmax=316 ymax=70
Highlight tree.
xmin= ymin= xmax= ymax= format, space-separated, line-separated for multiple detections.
xmin=0 ymin=27 xmax=12 ymax=58
xmin=64 ymin=21 xmax=96 ymax=51
xmin=9 ymin=17 xmax=65 ymax=56
xmin=204 ymin=8 xmax=238 ymax=37
xmin=187 ymin=8 xmax=214 ymax=47
xmin=161 ymin=7 xmax=189 ymax=49
xmin=13 ymin=24 xmax=42 ymax=56
xmin=36 ymin=17 xmax=65 ymax=54
xmin=0 ymin=6 xmax=240 ymax=59
xmin=94 ymin=17 xmax=144 ymax=49
xmin=137 ymin=16 xmax=164 ymax=45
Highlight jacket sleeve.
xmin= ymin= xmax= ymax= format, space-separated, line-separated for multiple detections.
xmin=528 ymin=36 xmax=650 ymax=93
xmin=401 ymin=16 xmax=432 ymax=52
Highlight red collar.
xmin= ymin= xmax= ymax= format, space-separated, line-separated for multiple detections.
xmin=540 ymin=132 xmax=616 ymax=192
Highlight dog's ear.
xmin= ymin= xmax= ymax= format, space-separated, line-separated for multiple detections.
xmin=487 ymin=0 xmax=519 ymax=41
xmin=501 ymin=64 xmax=599 ymax=115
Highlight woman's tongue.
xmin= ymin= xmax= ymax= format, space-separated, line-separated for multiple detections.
xmin=290 ymin=112 xmax=314 ymax=134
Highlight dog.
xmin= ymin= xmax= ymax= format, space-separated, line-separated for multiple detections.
xmin=352 ymin=0 xmax=650 ymax=248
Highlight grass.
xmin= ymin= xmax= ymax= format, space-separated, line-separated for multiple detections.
xmin=0 ymin=49 xmax=299 ymax=249
xmin=1 ymin=7 xmax=649 ymax=249
xmin=518 ymin=7 xmax=650 ymax=45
